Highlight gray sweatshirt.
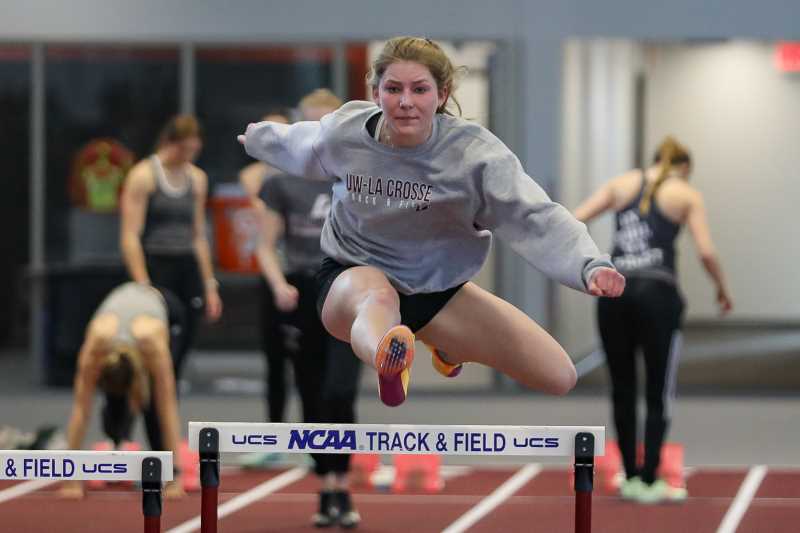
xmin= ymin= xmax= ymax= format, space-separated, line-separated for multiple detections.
xmin=93 ymin=282 xmax=167 ymax=347
xmin=244 ymin=101 xmax=613 ymax=295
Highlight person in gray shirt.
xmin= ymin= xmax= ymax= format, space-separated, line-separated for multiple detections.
xmin=239 ymin=36 xmax=625 ymax=408
xmin=61 ymin=282 xmax=186 ymax=499
xmin=246 ymin=92 xmax=362 ymax=528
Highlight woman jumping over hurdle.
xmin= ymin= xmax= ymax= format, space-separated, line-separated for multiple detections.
xmin=238 ymin=36 xmax=625 ymax=407
xmin=61 ymin=282 xmax=186 ymax=498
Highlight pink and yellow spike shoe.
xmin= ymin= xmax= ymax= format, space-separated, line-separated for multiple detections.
xmin=374 ymin=325 xmax=415 ymax=407
xmin=426 ymin=344 xmax=463 ymax=378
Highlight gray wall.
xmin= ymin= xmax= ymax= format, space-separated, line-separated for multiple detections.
xmin=3 ymin=0 xmax=799 ymax=329
xmin=557 ymin=40 xmax=643 ymax=356
xmin=645 ymin=41 xmax=800 ymax=321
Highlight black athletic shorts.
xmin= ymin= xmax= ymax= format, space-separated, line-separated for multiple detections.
xmin=314 ymin=257 xmax=465 ymax=333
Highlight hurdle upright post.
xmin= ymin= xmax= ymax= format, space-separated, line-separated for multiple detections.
xmin=141 ymin=457 xmax=163 ymax=533
xmin=574 ymin=432 xmax=595 ymax=533
xmin=199 ymin=427 xmax=220 ymax=533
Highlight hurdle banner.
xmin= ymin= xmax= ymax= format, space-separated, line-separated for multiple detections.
xmin=189 ymin=422 xmax=603 ymax=533
xmin=188 ymin=422 xmax=604 ymax=456
xmin=0 ymin=450 xmax=172 ymax=533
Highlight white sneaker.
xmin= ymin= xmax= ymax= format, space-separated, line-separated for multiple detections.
xmin=636 ymin=479 xmax=688 ymax=504
xmin=619 ymin=476 xmax=645 ymax=500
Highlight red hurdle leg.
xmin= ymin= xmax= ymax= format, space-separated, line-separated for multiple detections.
xmin=199 ymin=428 xmax=220 ymax=533
xmin=141 ymin=457 xmax=163 ymax=533
xmin=144 ymin=516 xmax=161 ymax=533
xmin=574 ymin=433 xmax=595 ymax=533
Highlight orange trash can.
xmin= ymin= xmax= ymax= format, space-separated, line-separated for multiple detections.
xmin=209 ymin=184 xmax=261 ymax=273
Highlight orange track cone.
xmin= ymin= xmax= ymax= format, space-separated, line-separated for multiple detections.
xmin=350 ymin=454 xmax=380 ymax=489
xmin=180 ymin=439 xmax=200 ymax=492
xmin=392 ymin=454 xmax=443 ymax=493
xmin=87 ymin=441 xmax=113 ymax=490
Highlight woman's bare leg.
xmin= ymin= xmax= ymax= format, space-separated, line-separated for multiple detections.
xmin=321 ymin=266 xmax=414 ymax=406
xmin=416 ymin=282 xmax=577 ymax=395
xmin=132 ymin=317 xmax=184 ymax=497
xmin=320 ymin=266 xmax=402 ymax=368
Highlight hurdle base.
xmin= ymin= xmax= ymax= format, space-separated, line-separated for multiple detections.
xmin=573 ymin=432 xmax=595 ymax=533
xmin=199 ymin=427 xmax=220 ymax=533
xmin=144 ymin=515 xmax=161 ymax=533
xmin=141 ymin=457 xmax=163 ymax=533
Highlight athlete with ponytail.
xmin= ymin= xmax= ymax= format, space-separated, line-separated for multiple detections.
xmin=61 ymin=282 xmax=187 ymax=499
xmin=574 ymin=136 xmax=733 ymax=503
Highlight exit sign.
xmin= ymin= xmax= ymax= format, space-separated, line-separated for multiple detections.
xmin=775 ymin=42 xmax=800 ymax=72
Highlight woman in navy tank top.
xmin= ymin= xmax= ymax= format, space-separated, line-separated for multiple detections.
xmin=574 ymin=137 xmax=733 ymax=504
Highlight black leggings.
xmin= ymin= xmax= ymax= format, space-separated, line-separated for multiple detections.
xmin=262 ymin=272 xmax=362 ymax=476
xmin=144 ymin=253 xmax=204 ymax=381
xmin=597 ymin=277 xmax=684 ymax=484
xmin=103 ymin=388 xmax=170 ymax=451
xmin=260 ymin=279 xmax=288 ymax=423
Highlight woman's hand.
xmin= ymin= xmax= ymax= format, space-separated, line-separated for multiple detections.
xmin=717 ymin=288 xmax=733 ymax=315
xmin=164 ymin=479 xmax=186 ymax=499
xmin=273 ymin=283 xmax=299 ymax=312
xmin=587 ymin=268 xmax=626 ymax=297
xmin=237 ymin=123 xmax=256 ymax=145
xmin=58 ymin=481 xmax=85 ymax=499
xmin=205 ymin=286 xmax=223 ymax=322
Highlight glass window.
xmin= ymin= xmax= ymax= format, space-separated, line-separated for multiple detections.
xmin=195 ymin=45 xmax=337 ymax=186
xmin=194 ymin=46 xmax=336 ymax=350
xmin=0 ymin=45 xmax=30 ymax=345
xmin=45 ymin=45 xmax=179 ymax=263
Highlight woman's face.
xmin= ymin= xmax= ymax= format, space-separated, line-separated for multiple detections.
xmin=177 ymin=135 xmax=203 ymax=162
xmin=372 ymin=60 xmax=448 ymax=147
xmin=677 ymin=162 xmax=692 ymax=180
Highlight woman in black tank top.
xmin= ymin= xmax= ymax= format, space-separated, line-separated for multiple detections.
xmin=574 ymin=137 xmax=733 ymax=504
xmin=120 ymin=115 xmax=223 ymax=382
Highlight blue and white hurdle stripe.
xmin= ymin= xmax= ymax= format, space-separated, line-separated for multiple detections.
xmin=188 ymin=422 xmax=603 ymax=533
xmin=0 ymin=449 xmax=172 ymax=533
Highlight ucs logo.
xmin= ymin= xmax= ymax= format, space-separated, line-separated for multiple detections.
xmin=512 ymin=437 xmax=560 ymax=449
xmin=232 ymin=434 xmax=279 ymax=446
xmin=82 ymin=463 xmax=128 ymax=474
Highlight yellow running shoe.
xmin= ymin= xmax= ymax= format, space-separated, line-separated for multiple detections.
xmin=427 ymin=343 xmax=463 ymax=378
xmin=374 ymin=325 xmax=415 ymax=407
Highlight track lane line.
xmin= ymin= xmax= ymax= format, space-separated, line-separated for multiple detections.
xmin=716 ymin=465 xmax=768 ymax=533
xmin=0 ymin=480 xmax=58 ymax=504
xmin=165 ymin=466 xmax=307 ymax=533
xmin=441 ymin=463 xmax=541 ymax=533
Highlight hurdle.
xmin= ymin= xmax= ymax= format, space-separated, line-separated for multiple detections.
xmin=189 ymin=422 xmax=603 ymax=533
xmin=0 ymin=449 xmax=172 ymax=533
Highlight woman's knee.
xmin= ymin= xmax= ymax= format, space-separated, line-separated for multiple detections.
xmin=322 ymin=268 xmax=397 ymax=331
xmin=544 ymin=362 xmax=577 ymax=396
xmin=345 ymin=268 xmax=396 ymax=302
xmin=612 ymin=385 xmax=637 ymax=405
xmin=645 ymin=391 xmax=666 ymax=415
xmin=356 ymin=286 xmax=399 ymax=313
xmin=514 ymin=356 xmax=576 ymax=396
